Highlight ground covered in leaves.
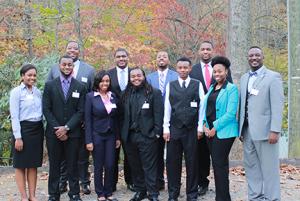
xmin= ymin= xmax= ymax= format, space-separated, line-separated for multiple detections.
xmin=0 ymin=164 xmax=299 ymax=201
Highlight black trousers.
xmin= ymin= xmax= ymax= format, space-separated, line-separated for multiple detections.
xmin=60 ymin=133 xmax=90 ymax=186
xmin=113 ymin=144 xmax=132 ymax=190
xmin=207 ymin=136 xmax=235 ymax=201
xmin=197 ymin=136 xmax=210 ymax=188
xmin=166 ymin=128 xmax=198 ymax=200
xmin=125 ymin=132 xmax=159 ymax=197
xmin=47 ymin=137 xmax=80 ymax=199
xmin=156 ymin=136 xmax=165 ymax=188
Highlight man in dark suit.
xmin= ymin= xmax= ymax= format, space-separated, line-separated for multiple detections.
xmin=47 ymin=41 xmax=95 ymax=194
xmin=146 ymin=51 xmax=178 ymax=190
xmin=43 ymin=55 xmax=86 ymax=201
xmin=189 ymin=41 xmax=232 ymax=196
xmin=122 ymin=67 xmax=163 ymax=201
xmin=107 ymin=48 xmax=133 ymax=191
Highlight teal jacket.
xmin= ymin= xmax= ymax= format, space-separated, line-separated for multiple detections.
xmin=203 ymin=81 xmax=239 ymax=139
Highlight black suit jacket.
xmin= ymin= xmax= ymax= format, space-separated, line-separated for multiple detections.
xmin=190 ymin=63 xmax=232 ymax=94
xmin=43 ymin=77 xmax=87 ymax=138
xmin=121 ymin=88 xmax=163 ymax=143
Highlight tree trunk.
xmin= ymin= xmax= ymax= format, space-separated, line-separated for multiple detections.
xmin=24 ymin=0 xmax=34 ymax=59
xmin=74 ymin=0 xmax=83 ymax=57
xmin=288 ymin=0 xmax=300 ymax=158
xmin=227 ymin=0 xmax=251 ymax=160
xmin=55 ymin=0 xmax=63 ymax=51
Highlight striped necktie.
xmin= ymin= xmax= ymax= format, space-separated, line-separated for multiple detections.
xmin=159 ymin=72 xmax=165 ymax=94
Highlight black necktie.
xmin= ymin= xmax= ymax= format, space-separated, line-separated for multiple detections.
xmin=182 ymin=81 xmax=186 ymax=89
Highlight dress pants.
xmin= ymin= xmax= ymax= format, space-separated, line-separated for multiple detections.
xmin=125 ymin=132 xmax=159 ymax=197
xmin=93 ymin=134 xmax=116 ymax=197
xmin=197 ymin=136 xmax=210 ymax=188
xmin=243 ymin=126 xmax=281 ymax=201
xmin=207 ymin=135 xmax=235 ymax=201
xmin=166 ymin=128 xmax=198 ymax=200
xmin=60 ymin=129 xmax=90 ymax=187
xmin=156 ymin=137 xmax=165 ymax=188
xmin=47 ymin=137 xmax=80 ymax=199
xmin=113 ymin=144 xmax=132 ymax=189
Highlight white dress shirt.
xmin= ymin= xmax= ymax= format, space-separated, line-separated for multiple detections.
xmin=163 ymin=76 xmax=205 ymax=133
xmin=72 ymin=60 xmax=80 ymax=78
xmin=201 ymin=61 xmax=213 ymax=86
xmin=247 ymin=66 xmax=264 ymax=93
xmin=116 ymin=66 xmax=129 ymax=89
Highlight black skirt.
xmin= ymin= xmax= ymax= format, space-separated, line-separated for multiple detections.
xmin=13 ymin=121 xmax=44 ymax=168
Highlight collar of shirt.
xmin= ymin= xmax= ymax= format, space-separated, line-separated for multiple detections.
xmin=20 ymin=82 xmax=37 ymax=92
xmin=249 ymin=65 xmax=264 ymax=77
xmin=158 ymin=68 xmax=169 ymax=77
xmin=94 ymin=91 xmax=112 ymax=97
xmin=116 ymin=66 xmax=128 ymax=74
xmin=60 ymin=74 xmax=72 ymax=84
xmin=201 ymin=61 xmax=212 ymax=69
xmin=178 ymin=76 xmax=191 ymax=88
xmin=72 ymin=60 xmax=80 ymax=78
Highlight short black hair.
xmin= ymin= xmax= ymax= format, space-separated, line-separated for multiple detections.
xmin=248 ymin=46 xmax=262 ymax=51
xmin=93 ymin=70 xmax=111 ymax=91
xmin=59 ymin=55 xmax=73 ymax=64
xmin=114 ymin=48 xmax=129 ymax=57
xmin=176 ymin=57 xmax=192 ymax=66
xmin=211 ymin=56 xmax=231 ymax=69
xmin=20 ymin=64 xmax=37 ymax=76
xmin=200 ymin=41 xmax=214 ymax=48
xmin=65 ymin=41 xmax=80 ymax=50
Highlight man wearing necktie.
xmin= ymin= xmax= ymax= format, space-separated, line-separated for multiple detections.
xmin=189 ymin=41 xmax=233 ymax=196
xmin=47 ymin=41 xmax=95 ymax=195
xmin=146 ymin=51 xmax=178 ymax=191
xmin=43 ymin=55 xmax=87 ymax=201
xmin=163 ymin=57 xmax=205 ymax=201
xmin=107 ymin=48 xmax=134 ymax=192
xmin=239 ymin=46 xmax=284 ymax=201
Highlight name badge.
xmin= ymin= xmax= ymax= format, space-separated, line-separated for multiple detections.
xmin=81 ymin=77 xmax=88 ymax=83
xmin=250 ymin=88 xmax=259 ymax=96
xmin=190 ymin=101 xmax=198 ymax=108
xmin=72 ymin=92 xmax=80 ymax=98
xmin=111 ymin=103 xmax=117 ymax=108
xmin=142 ymin=102 xmax=150 ymax=109
xmin=26 ymin=94 xmax=34 ymax=100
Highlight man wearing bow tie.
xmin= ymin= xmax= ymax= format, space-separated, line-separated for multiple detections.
xmin=239 ymin=46 xmax=284 ymax=201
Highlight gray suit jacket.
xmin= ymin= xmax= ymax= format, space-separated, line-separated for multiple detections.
xmin=239 ymin=66 xmax=284 ymax=140
xmin=47 ymin=60 xmax=95 ymax=92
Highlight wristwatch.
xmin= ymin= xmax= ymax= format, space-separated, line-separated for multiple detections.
xmin=64 ymin=125 xmax=70 ymax=131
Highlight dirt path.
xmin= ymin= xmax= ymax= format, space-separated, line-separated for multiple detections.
xmin=1 ymin=165 xmax=299 ymax=201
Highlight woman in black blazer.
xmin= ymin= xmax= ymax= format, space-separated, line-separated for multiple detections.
xmin=85 ymin=70 xmax=120 ymax=201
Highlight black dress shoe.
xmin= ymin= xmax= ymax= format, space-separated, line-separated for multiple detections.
xmin=81 ymin=184 xmax=91 ymax=195
xmin=129 ymin=192 xmax=147 ymax=201
xmin=59 ymin=182 xmax=68 ymax=194
xmin=127 ymin=184 xmax=136 ymax=192
xmin=48 ymin=197 xmax=59 ymax=201
xmin=106 ymin=197 xmax=118 ymax=201
xmin=69 ymin=194 xmax=82 ymax=201
xmin=149 ymin=197 xmax=159 ymax=201
xmin=198 ymin=186 xmax=208 ymax=196
xmin=167 ymin=199 xmax=178 ymax=201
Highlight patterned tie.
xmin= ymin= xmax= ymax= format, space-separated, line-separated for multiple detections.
xmin=182 ymin=80 xmax=186 ymax=89
xmin=249 ymin=71 xmax=257 ymax=77
xmin=159 ymin=72 xmax=165 ymax=94
xmin=204 ymin=64 xmax=211 ymax=89
xmin=119 ymin=69 xmax=126 ymax=91
xmin=62 ymin=79 xmax=70 ymax=99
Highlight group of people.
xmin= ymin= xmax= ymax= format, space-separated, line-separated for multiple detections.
xmin=9 ymin=40 xmax=284 ymax=201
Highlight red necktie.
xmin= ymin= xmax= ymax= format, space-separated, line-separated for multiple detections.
xmin=204 ymin=64 xmax=211 ymax=89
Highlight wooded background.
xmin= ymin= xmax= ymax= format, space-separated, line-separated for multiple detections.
xmin=0 ymin=0 xmax=293 ymax=165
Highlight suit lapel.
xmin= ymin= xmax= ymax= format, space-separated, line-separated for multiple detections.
xmin=75 ymin=62 xmax=83 ymax=80
xmin=66 ymin=78 xmax=76 ymax=101
xmin=241 ymin=74 xmax=249 ymax=102
xmin=252 ymin=67 xmax=266 ymax=90
xmin=112 ymin=68 xmax=121 ymax=92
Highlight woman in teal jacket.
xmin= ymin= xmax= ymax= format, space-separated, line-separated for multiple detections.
xmin=202 ymin=56 xmax=238 ymax=201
